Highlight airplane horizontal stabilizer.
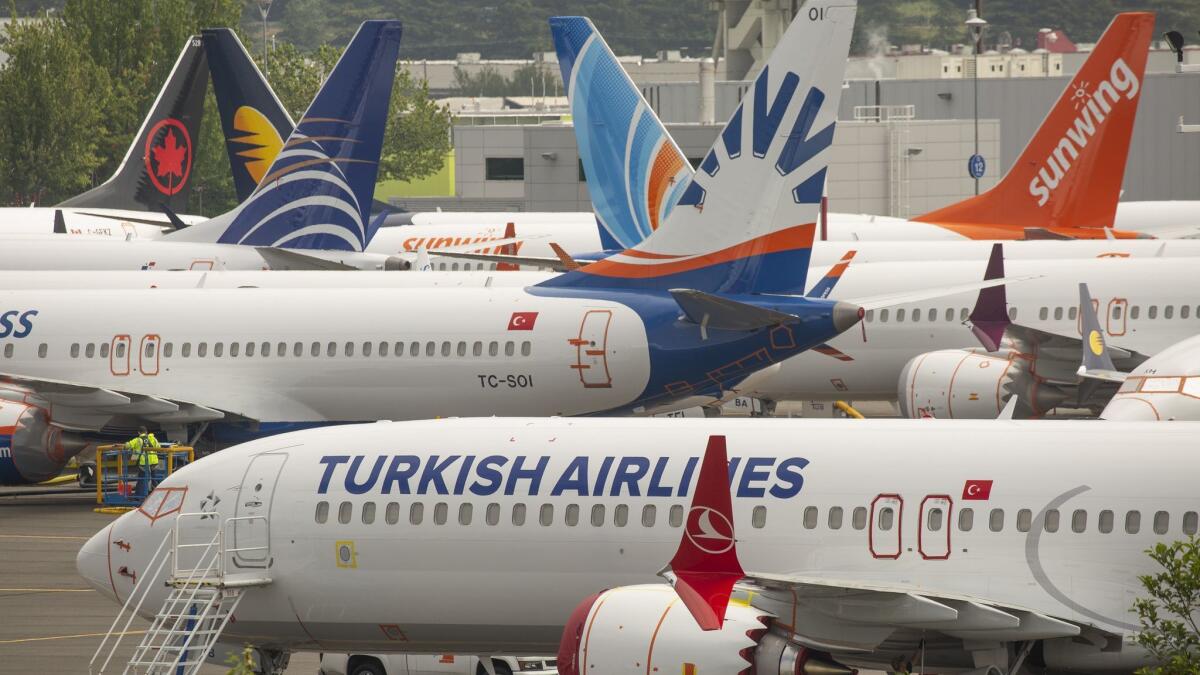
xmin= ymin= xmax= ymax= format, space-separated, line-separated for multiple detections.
xmin=256 ymin=247 xmax=356 ymax=271
xmin=669 ymin=289 xmax=799 ymax=331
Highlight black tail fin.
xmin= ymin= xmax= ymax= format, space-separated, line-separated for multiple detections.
xmin=201 ymin=28 xmax=295 ymax=203
xmin=58 ymin=36 xmax=207 ymax=212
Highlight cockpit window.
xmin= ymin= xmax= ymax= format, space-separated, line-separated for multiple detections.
xmin=138 ymin=486 xmax=187 ymax=522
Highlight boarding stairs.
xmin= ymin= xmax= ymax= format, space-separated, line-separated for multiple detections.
xmin=90 ymin=513 xmax=272 ymax=674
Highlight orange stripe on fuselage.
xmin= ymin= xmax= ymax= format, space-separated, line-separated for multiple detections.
xmin=583 ymin=223 xmax=815 ymax=279
xmin=647 ymin=143 xmax=685 ymax=231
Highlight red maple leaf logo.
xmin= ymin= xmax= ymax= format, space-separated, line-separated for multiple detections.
xmin=152 ymin=130 xmax=187 ymax=179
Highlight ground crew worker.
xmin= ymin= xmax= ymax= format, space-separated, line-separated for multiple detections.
xmin=125 ymin=426 xmax=161 ymax=498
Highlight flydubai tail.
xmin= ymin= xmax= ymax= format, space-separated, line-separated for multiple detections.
xmin=57 ymin=36 xmax=208 ymax=213
xmin=168 ymin=21 xmax=401 ymax=251
xmin=541 ymin=0 xmax=857 ymax=295
xmin=914 ymin=12 xmax=1154 ymax=239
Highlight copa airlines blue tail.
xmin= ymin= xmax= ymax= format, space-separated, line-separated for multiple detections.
xmin=166 ymin=20 xmax=400 ymax=251
xmin=544 ymin=1 xmax=853 ymax=296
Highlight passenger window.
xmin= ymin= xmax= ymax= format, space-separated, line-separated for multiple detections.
xmin=326 ymin=342 xmax=336 ymax=357
xmin=865 ymin=310 xmax=874 ymax=322
xmin=486 ymin=503 xmax=500 ymax=526
xmin=803 ymin=506 xmax=818 ymax=529
xmin=927 ymin=508 xmax=943 ymax=532
xmin=1039 ymin=307 xmax=1048 ymax=320
xmin=944 ymin=308 xmax=954 ymax=321
xmin=879 ymin=309 xmax=889 ymax=323
xmin=115 ymin=342 xmax=126 ymax=358
xmin=1184 ymin=511 xmax=1198 ymax=535
xmin=591 ymin=504 xmax=605 ymax=526
xmin=214 ymin=343 xmax=223 ymax=357
xmin=910 ymin=308 xmax=918 ymax=322
xmin=989 ymin=508 xmax=1004 ymax=532
xmin=1112 ymin=305 xmax=1122 ymax=320
xmin=2 ymin=344 xmax=10 ymax=358
xmin=521 ymin=341 xmax=532 ymax=356
xmin=1183 ymin=306 xmax=1192 ymax=320
xmin=538 ymin=504 xmax=553 ymax=526
xmin=1072 ymin=509 xmax=1087 ymax=533
xmin=457 ymin=341 xmax=467 ymax=357
xmin=244 ymin=342 xmax=254 ymax=357
xmin=1131 ymin=306 xmax=1140 ymax=319
xmin=293 ymin=342 xmax=302 ymax=357
xmin=196 ymin=343 xmax=206 ymax=357
xmin=505 ymin=341 xmax=515 ymax=356
xmin=362 ymin=502 xmax=376 ymax=525
xmin=641 ymin=505 xmax=656 ymax=527
xmin=311 ymin=342 xmax=320 ymax=357
xmin=100 ymin=342 xmax=110 ymax=358
xmin=1126 ymin=510 xmax=1141 ymax=534
xmin=473 ymin=341 xmax=482 ymax=357
xmin=1053 ymin=307 xmax=1063 ymax=320
xmin=752 ymin=505 xmax=767 ymax=529
xmin=1099 ymin=510 xmax=1114 ymax=533
xmin=379 ymin=341 xmax=388 ymax=357
xmin=669 ymin=505 xmax=684 ymax=527
xmin=852 ymin=506 xmax=868 ymax=530
xmin=958 ymin=507 xmax=974 ymax=531
xmin=1165 ymin=306 xmax=1174 ymax=320
xmin=315 ymin=501 xmax=329 ymax=524
xmin=411 ymin=342 xmax=421 ymax=356
xmin=614 ymin=504 xmax=629 ymax=527
xmin=363 ymin=342 xmax=373 ymax=357
xmin=385 ymin=502 xmax=399 ymax=525
xmin=441 ymin=341 xmax=451 ymax=357
xmin=1068 ymin=306 xmax=1078 ymax=320
xmin=230 ymin=342 xmax=241 ymax=357
xmin=896 ymin=309 xmax=905 ymax=322
xmin=163 ymin=343 xmax=173 ymax=358
xmin=276 ymin=342 xmax=285 ymax=357
xmin=410 ymin=502 xmax=423 ymax=525
xmin=489 ymin=341 xmax=499 ymax=356
xmin=566 ymin=504 xmax=580 ymax=526
xmin=345 ymin=342 xmax=355 ymax=357
xmin=1008 ymin=307 xmax=1018 ymax=320
xmin=878 ymin=507 xmax=894 ymax=531
xmin=960 ymin=308 xmax=969 ymax=321
xmin=828 ymin=506 xmax=843 ymax=529
xmin=459 ymin=503 xmax=473 ymax=526
xmin=338 ymin=501 xmax=352 ymax=524
xmin=927 ymin=308 xmax=936 ymax=322
xmin=1154 ymin=511 xmax=1169 ymax=535
xmin=512 ymin=503 xmax=527 ymax=526
xmin=70 ymin=343 xmax=80 ymax=358
xmin=433 ymin=502 xmax=448 ymax=525
xmin=86 ymin=343 xmax=96 ymax=358
xmin=1149 ymin=306 xmax=1158 ymax=319
xmin=1016 ymin=509 xmax=1032 ymax=532
xmin=145 ymin=342 xmax=156 ymax=358
xmin=1044 ymin=509 xmax=1060 ymax=533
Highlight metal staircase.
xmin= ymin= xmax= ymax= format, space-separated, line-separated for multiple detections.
xmin=90 ymin=513 xmax=272 ymax=674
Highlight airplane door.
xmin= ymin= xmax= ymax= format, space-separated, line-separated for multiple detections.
xmin=138 ymin=334 xmax=160 ymax=376
xmin=110 ymin=335 xmax=131 ymax=376
xmin=869 ymin=494 xmax=903 ymax=560
xmin=1107 ymin=298 xmax=1128 ymax=337
xmin=570 ymin=310 xmax=613 ymax=388
xmin=917 ymin=495 xmax=952 ymax=560
xmin=189 ymin=259 xmax=214 ymax=271
xmin=232 ymin=452 xmax=288 ymax=568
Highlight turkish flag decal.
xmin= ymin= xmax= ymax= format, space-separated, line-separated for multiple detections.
xmin=962 ymin=479 xmax=993 ymax=500
xmin=507 ymin=312 xmax=538 ymax=331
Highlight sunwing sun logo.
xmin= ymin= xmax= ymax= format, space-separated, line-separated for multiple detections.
xmin=1028 ymin=58 xmax=1140 ymax=207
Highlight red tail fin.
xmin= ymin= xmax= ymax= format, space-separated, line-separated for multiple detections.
xmin=914 ymin=13 xmax=1154 ymax=238
xmin=665 ymin=434 xmax=744 ymax=631
xmin=496 ymin=222 xmax=519 ymax=271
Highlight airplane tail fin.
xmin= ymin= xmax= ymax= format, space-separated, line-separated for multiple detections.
xmin=167 ymin=21 xmax=402 ymax=251
xmin=542 ymin=0 xmax=856 ymax=294
xmin=550 ymin=16 xmax=694 ymax=250
xmin=58 ymin=36 xmax=207 ymax=212
xmin=914 ymin=13 xmax=1154 ymax=236
xmin=202 ymin=28 xmax=296 ymax=203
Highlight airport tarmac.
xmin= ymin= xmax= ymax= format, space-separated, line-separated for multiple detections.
xmin=0 ymin=485 xmax=319 ymax=674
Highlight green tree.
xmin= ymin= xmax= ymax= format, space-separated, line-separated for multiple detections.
xmin=281 ymin=0 xmax=329 ymax=52
xmin=0 ymin=12 xmax=110 ymax=204
xmin=452 ymin=65 xmax=510 ymax=97
xmin=1133 ymin=536 xmax=1200 ymax=674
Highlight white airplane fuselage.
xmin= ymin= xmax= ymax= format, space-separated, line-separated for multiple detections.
xmin=77 ymin=417 xmax=1197 ymax=666
xmin=0 ymin=207 xmax=201 ymax=238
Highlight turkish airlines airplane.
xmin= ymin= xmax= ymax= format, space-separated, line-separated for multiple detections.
xmin=0 ymin=4 xmax=877 ymax=485
xmin=77 ymin=415 xmax=1197 ymax=673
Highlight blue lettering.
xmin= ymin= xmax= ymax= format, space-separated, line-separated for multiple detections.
xmin=551 ymin=456 xmax=590 ymax=496
xmin=752 ymin=66 xmax=800 ymax=158
xmin=737 ymin=457 xmax=775 ymax=498
xmin=0 ymin=310 xmax=36 ymax=339
xmin=380 ymin=455 xmax=419 ymax=494
xmin=677 ymin=456 xmax=698 ymax=497
xmin=610 ymin=457 xmax=650 ymax=497
xmin=592 ymin=456 xmax=614 ymax=495
xmin=345 ymin=455 xmax=386 ymax=495
xmin=453 ymin=455 xmax=476 ymax=495
xmin=727 ymin=456 xmax=742 ymax=486
xmin=646 ymin=457 xmax=673 ymax=497
xmin=418 ymin=455 xmax=460 ymax=495
xmin=505 ymin=455 xmax=549 ymax=496
xmin=770 ymin=457 xmax=809 ymax=499
xmin=469 ymin=455 xmax=508 ymax=496
xmin=317 ymin=455 xmax=350 ymax=494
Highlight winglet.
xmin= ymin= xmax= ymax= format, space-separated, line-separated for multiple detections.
xmin=968 ymin=243 xmax=1010 ymax=352
xmin=806 ymin=249 xmax=857 ymax=298
xmin=53 ymin=210 xmax=66 ymax=234
xmin=662 ymin=434 xmax=744 ymax=631
xmin=1077 ymin=283 xmax=1126 ymax=382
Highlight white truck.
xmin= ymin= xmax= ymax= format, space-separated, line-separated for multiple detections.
xmin=318 ymin=653 xmax=557 ymax=675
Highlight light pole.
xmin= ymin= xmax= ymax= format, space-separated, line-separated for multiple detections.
xmin=258 ymin=0 xmax=274 ymax=77
xmin=966 ymin=7 xmax=987 ymax=195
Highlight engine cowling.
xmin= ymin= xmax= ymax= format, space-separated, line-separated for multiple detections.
xmin=898 ymin=349 xmax=1069 ymax=419
xmin=558 ymin=585 xmax=853 ymax=675
xmin=0 ymin=400 xmax=84 ymax=484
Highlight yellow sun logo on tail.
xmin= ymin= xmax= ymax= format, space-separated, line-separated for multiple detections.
xmin=231 ymin=106 xmax=283 ymax=185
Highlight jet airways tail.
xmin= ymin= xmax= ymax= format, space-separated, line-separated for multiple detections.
xmin=914 ymin=12 xmax=1154 ymax=238
xmin=542 ymin=0 xmax=857 ymax=295
xmin=167 ymin=21 xmax=401 ymax=251
xmin=550 ymin=16 xmax=693 ymax=250
xmin=58 ymin=36 xmax=208 ymax=212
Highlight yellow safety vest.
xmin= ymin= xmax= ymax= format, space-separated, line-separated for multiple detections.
xmin=126 ymin=434 xmax=160 ymax=467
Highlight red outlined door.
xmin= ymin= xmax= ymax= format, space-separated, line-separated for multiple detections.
xmin=569 ymin=310 xmax=613 ymax=388
xmin=138 ymin=334 xmax=161 ymax=376
xmin=189 ymin=259 xmax=214 ymax=270
xmin=110 ymin=335 xmax=131 ymax=376
xmin=868 ymin=494 xmax=903 ymax=559
xmin=918 ymin=495 xmax=953 ymax=560
xmin=1107 ymin=298 xmax=1128 ymax=337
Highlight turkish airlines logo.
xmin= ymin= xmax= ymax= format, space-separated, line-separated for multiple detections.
xmin=684 ymin=506 xmax=736 ymax=554
xmin=1028 ymin=58 xmax=1139 ymax=207
xmin=143 ymin=118 xmax=192 ymax=196
xmin=507 ymin=312 xmax=538 ymax=331
xmin=962 ymin=479 xmax=993 ymax=500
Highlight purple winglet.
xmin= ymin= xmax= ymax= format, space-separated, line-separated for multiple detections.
xmin=968 ymin=243 xmax=1010 ymax=352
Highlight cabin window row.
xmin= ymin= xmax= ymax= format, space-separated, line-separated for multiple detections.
xmin=57 ymin=339 xmax=535 ymax=360
xmin=798 ymin=505 xmax=1198 ymax=537
xmin=863 ymin=307 xmax=1017 ymax=324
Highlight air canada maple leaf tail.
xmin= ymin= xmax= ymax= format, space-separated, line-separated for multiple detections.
xmin=541 ymin=0 xmax=857 ymax=294
xmin=58 ymin=35 xmax=208 ymax=213
xmin=167 ymin=21 xmax=401 ymax=251
xmin=914 ymin=12 xmax=1154 ymax=238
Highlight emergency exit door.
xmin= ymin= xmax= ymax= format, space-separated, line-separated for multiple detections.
xmin=138 ymin=334 xmax=161 ymax=376
xmin=869 ymin=494 xmax=903 ymax=559
xmin=918 ymin=495 xmax=953 ymax=560
xmin=232 ymin=452 xmax=288 ymax=567
xmin=570 ymin=310 xmax=613 ymax=388
xmin=110 ymin=335 xmax=131 ymax=376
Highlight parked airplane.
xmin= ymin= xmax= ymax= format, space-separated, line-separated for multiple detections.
xmin=77 ymin=415 xmax=1197 ymax=673
xmin=1099 ymin=333 xmax=1200 ymax=421
xmin=0 ymin=3 xmax=872 ymax=484
xmin=0 ymin=36 xmax=210 ymax=237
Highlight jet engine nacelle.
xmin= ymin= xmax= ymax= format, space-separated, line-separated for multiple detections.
xmin=558 ymin=585 xmax=853 ymax=675
xmin=0 ymin=400 xmax=84 ymax=484
xmin=898 ymin=350 xmax=1017 ymax=419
